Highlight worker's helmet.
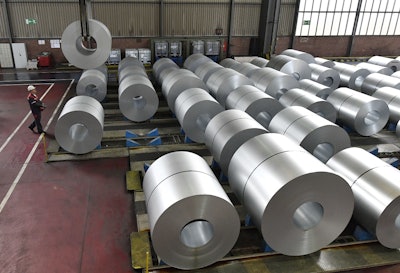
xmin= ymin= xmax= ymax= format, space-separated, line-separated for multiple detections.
xmin=27 ymin=85 xmax=36 ymax=91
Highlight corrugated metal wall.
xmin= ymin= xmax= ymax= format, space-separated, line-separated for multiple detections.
xmin=0 ymin=4 xmax=8 ymax=37
xmin=0 ymin=0 xmax=266 ymax=38
xmin=278 ymin=0 xmax=297 ymax=36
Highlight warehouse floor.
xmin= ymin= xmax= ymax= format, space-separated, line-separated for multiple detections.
xmin=0 ymin=68 xmax=400 ymax=273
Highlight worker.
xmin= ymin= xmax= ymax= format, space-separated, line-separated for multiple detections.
xmin=27 ymin=85 xmax=45 ymax=134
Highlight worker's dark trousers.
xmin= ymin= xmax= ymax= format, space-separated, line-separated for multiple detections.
xmin=29 ymin=113 xmax=43 ymax=133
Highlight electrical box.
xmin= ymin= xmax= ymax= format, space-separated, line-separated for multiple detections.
xmin=154 ymin=41 xmax=168 ymax=59
xmin=169 ymin=41 xmax=182 ymax=57
xmin=125 ymin=48 xmax=139 ymax=58
xmin=191 ymin=40 xmax=204 ymax=54
xmin=37 ymin=52 xmax=52 ymax=67
xmin=107 ymin=48 xmax=121 ymax=64
xmin=205 ymin=40 xmax=220 ymax=56
xmin=138 ymin=48 xmax=151 ymax=64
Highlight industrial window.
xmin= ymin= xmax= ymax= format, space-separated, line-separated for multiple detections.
xmin=296 ymin=0 xmax=400 ymax=36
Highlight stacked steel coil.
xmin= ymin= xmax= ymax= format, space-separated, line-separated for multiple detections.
xmin=281 ymin=49 xmax=316 ymax=64
xmin=61 ymin=19 xmax=111 ymax=69
xmin=360 ymin=73 xmax=400 ymax=95
xmin=279 ymin=88 xmax=337 ymax=122
xmin=194 ymin=61 xmax=224 ymax=83
xmin=250 ymin=57 xmax=269 ymax=67
xmin=153 ymin=58 xmax=179 ymax=84
xmin=267 ymin=55 xmax=311 ymax=80
xmin=371 ymin=86 xmax=400 ymax=136
xmin=356 ymin=62 xmax=393 ymax=75
xmin=309 ymin=63 xmax=340 ymax=89
xmin=183 ymin=53 xmax=211 ymax=72
xmin=249 ymin=67 xmax=299 ymax=99
xmin=314 ymin=57 xmax=335 ymax=68
xmin=332 ymin=62 xmax=370 ymax=90
xmin=143 ymin=151 xmax=240 ymax=269
xmin=368 ymin=56 xmax=400 ymax=72
xmin=225 ymin=85 xmax=283 ymax=128
xmin=231 ymin=62 xmax=260 ymax=78
xmin=55 ymin=95 xmax=104 ymax=154
xmin=219 ymin=58 xmax=241 ymax=69
xmin=175 ymin=88 xmax=224 ymax=143
xmin=118 ymin=57 xmax=159 ymax=122
xmin=76 ymin=64 xmax=108 ymax=101
xmin=326 ymin=87 xmax=389 ymax=136
xmin=228 ymin=133 xmax=354 ymax=256
xmin=327 ymin=147 xmax=400 ymax=249
xmin=299 ymin=79 xmax=334 ymax=100
xmin=268 ymin=106 xmax=350 ymax=163
xmin=206 ymin=68 xmax=253 ymax=107
xmin=204 ymin=109 xmax=268 ymax=174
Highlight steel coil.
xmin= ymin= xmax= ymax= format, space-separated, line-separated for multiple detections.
xmin=327 ymin=147 xmax=400 ymax=249
xmin=175 ymin=88 xmax=224 ymax=143
xmin=194 ymin=61 xmax=224 ymax=83
xmin=118 ymin=57 xmax=144 ymax=74
xmin=332 ymin=62 xmax=370 ymax=90
xmin=281 ymin=49 xmax=316 ymax=64
xmin=391 ymin=71 xmax=400 ymax=79
xmin=118 ymin=74 xmax=159 ymax=122
xmin=206 ymin=68 xmax=253 ymax=107
xmin=153 ymin=58 xmax=179 ymax=84
xmin=371 ymin=86 xmax=400 ymax=123
xmin=268 ymin=106 xmax=350 ymax=163
xmin=368 ymin=56 xmax=400 ymax=72
xmin=356 ymin=62 xmax=393 ymax=75
xmin=228 ymin=133 xmax=354 ymax=256
xmin=225 ymin=85 xmax=283 ymax=128
xmin=249 ymin=67 xmax=299 ymax=99
xmin=61 ymin=19 xmax=111 ymax=69
xmin=76 ymin=66 xmax=107 ymax=101
xmin=361 ymin=73 xmax=400 ymax=95
xmin=327 ymin=87 xmax=390 ymax=136
xmin=314 ymin=57 xmax=335 ymax=68
xmin=118 ymin=65 xmax=147 ymax=83
xmin=299 ymin=79 xmax=334 ymax=100
xmin=55 ymin=95 xmax=104 ymax=154
xmin=183 ymin=53 xmax=211 ymax=72
xmin=309 ymin=63 xmax=340 ymax=89
xmin=267 ymin=55 xmax=311 ymax=80
xmin=250 ymin=57 xmax=269 ymax=67
xmin=220 ymin=58 xmax=241 ymax=69
xmin=162 ymin=69 xmax=208 ymax=112
xmin=204 ymin=109 xmax=267 ymax=174
xmin=278 ymin=88 xmax=337 ymax=122
xmin=231 ymin=62 xmax=260 ymax=77
xmin=143 ymin=151 xmax=240 ymax=269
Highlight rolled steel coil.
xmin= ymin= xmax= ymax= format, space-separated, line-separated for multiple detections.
xmin=299 ymin=79 xmax=334 ymax=100
xmin=332 ymin=62 xmax=370 ymax=90
xmin=327 ymin=147 xmax=400 ymax=249
xmin=61 ymin=19 xmax=111 ymax=69
xmin=118 ymin=74 xmax=159 ymax=122
xmin=278 ymin=88 xmax=337 ymax=122
xmin=356 ymin=62 xmax=393 ymax=75
xmin=309 ymin=63 xmax=340 ymax=89
xmin=225 ymin=85 xmax=283 ymax=128
xmin=391 ymin=71 xmax=400 ymax=79
xmin=162 ymin=69 xmax=208 ymax=112
xmin=314 ymin=57 xmax=335 ymax=68
xmin=249 ymin=67 xmax=299 ymax=99
xmin=206 ymin=68 xmax=253 ymax=107
xmin=194 ymin=61 xmax=224 ymax=83
xmin=268 ymin=106 xmax=350 ymax=163
xmin=228 ymin=133 xmax=354 ymax=256
xmin=118 ymin=65 xmax=147 ymax=83
xmin=326 ymin=87 xmax=390 ymax=136
xmin=281 ymin=49 xmax=316 ymax=64
xmin=143 ymin=151 xmax=240 ymax=270
xmin=372 ymin=86 xmax=400 ymax=126
xmin=267 ymin=55 xmax=311 ymax=80
xmin=250 ymin=57 xmax=269 ymax=67
xmin=55 ymin=95 xmax=104 ymax=154
xmin=204 ymin=109 xmax=268 ymax=174
xmin=76 ymin=66 xmax=108 ymax=102
xmin=219 ymin=58 xmax=241 ymax=69
xmin=368 ymin=56 xmax=400 ymax=72
xmin=231 ymin=62 xmax=260 ymax=78
xmin=360 ymin=73 xmax=400 ymax=95
xmin=183 ymin=53 xmax=211 ymax=72
xmin=118 ymin=57 xmax=144 ymax=74
xmin=175 ymin=88 xmax=224 ymax=143
xmin=153 ymin=58 xmax=179 ymax=84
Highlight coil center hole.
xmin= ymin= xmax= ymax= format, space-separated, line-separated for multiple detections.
xmin=132 ymin=95 xmax=145 ymax=109
xmin=86 ymin=84 xmax=98 ymax=95
xmin=323 ymin=77 xmax=334 ymax=87
xmin=69 ymin=123 xmax=89 ymax=142
xmin=76 ymin=36 xmax=97 ymax=55
xmin=354 ymin=76 xmax=366 ymax=89
xmin=180 ymin=219 xmax=214 ymax=248
xmin=292 ymin=72 xmax=301 ymax=80
xmin=276 ymin=88 xmax=288 ymax=99
xmin=256 ymin=111 xmax=272 ymax=128
xmin=293 ymin=201 xmax=324 ymax=231
xmin=364 ymin=110 xmax=380 ymax=126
